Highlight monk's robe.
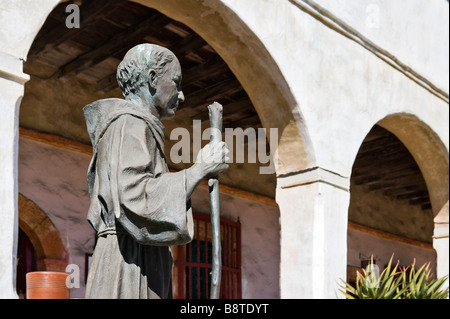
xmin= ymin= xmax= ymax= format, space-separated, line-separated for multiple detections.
xmin=83 ymin=98 xmax=194 ymax=299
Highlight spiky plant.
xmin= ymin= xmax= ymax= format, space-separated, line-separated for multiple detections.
xmin=399 ymin=259 xmax=449 ymax=299
xmin=340 ymin=255 xmax=449 ymax=299
xmin=340 ymin=255 xmax=406 ymax=299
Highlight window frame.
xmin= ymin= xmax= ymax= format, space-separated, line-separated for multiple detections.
xmin=174 ymin=213 xmax=241 ymax=299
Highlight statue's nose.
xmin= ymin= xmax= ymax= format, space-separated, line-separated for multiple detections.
xmin=178 ymin=90 xmax=185 ymax=103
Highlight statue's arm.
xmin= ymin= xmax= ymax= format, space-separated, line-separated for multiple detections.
xmin=110 ymin=115 xmax=193 ymax=245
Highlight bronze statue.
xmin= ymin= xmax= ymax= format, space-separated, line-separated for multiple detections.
xmin=83 ymin=43 xmax=229 ymax=298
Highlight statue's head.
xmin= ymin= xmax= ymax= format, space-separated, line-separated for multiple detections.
xmin=117 ymin=43 xmax=184 ymax=120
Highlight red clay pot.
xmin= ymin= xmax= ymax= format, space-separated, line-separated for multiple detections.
xmin=26 ymin=271 xmax=69 ymax=299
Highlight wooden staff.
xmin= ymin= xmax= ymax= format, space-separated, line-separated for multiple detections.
xmin=208 ymin=102 xmax=223 ymax=299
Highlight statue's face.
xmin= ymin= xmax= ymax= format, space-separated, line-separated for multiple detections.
xmin=151 ymin=58 xmax=184 ymax=120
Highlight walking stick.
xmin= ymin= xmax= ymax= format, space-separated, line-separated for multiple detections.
xmin=208 ymin=102 xmax=223 ymax=299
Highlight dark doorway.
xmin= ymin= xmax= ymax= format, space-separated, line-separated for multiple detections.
xmin=16 ymin=228 xmax=37 ymax=298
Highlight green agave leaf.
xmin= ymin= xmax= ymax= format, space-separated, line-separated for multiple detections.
xmin=408 ymin=260 xmax=417 ymax=283
xmin=380 ymin=274 xmax=398 ymax=297
xmin=408 ymin=263 xmax=428 ymax=298
xmin=416 ymin=269 xmax=428 ymax=290
xmin=393 ymin=285 xmax=409 ymax=299
xmin=427 ymin=275 xmax=448 ymax=293
xmin=379 ymin=259 xmax=402 ymax=298
xmin=425 ymin=276 xmax=449 ymax=299
xmin=338 ymin=288 xmax=356 ymax=299
xmin=342 ymin=292 xmax=357 ymax=299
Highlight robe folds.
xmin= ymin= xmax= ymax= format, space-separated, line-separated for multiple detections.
xmin=83 ymin=98 xmax=194 ymax=299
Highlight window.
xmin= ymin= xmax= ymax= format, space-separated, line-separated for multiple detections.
xmin=174 ymin=213 xmax=241 ymax=299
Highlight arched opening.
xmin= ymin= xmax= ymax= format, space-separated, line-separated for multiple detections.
xmin=18 ymin=193 xmax=69 ymax=272
xmin=347 ymin=116 xmax=448 ymax=285
xmin=378 ymin=113 xmax=449 ymax=218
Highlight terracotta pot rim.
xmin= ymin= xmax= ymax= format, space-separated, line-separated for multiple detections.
xmin=26 ymin=271 xmax=68 ymax=275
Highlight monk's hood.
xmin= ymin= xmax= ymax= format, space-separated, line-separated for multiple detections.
xmin=83 ymin=98 xmax=165 ymax=148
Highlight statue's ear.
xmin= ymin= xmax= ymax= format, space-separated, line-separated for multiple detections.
xmin=148 ymin=69 xmax=158 ymax=90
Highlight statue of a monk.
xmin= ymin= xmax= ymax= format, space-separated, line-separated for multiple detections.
xmin=83 ymin=43 xmax=229 ymax=298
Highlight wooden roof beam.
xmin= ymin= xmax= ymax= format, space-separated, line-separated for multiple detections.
xmin=357 ymin=136 xmax=404 ymax=155
xmin=177 ymin=78 xmax=242 ymax=116
xmin=182 ymin=56 xmax=228 ymax=85
xmin=27 ymin=0 xmax=126 ymax=61
xmin=352 ymin=153 xmax=417 ymax=176
xmin=390 ymin=189 xmax=429 ymax=200
xmin=59 ymin=13 xmax=171 ymax=79
xmin=367 ymin=174 xmax=427 ymax=192
xmin=352 ymin=164 xmax=422 ymax=185
xmin=398 ymin=192 xmax=430 ymax=201
xmin=169 ymin=33 xmax=207 ymax=59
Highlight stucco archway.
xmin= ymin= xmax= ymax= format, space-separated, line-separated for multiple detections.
xmin=377 ymin=113 xmax=448 ymax=217
xmin=348 ymin=112 xmax=449 ymax=287
xmin=380 ymin=113 xmax=449 ymax=284
xmin=18 ymin=193 xmax=68 ymax=271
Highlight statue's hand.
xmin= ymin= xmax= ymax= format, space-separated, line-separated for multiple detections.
xmin=208 ymin=102 xmax=223 ymax=134
xmin=195 ymin=141 xmax=229 ymax=179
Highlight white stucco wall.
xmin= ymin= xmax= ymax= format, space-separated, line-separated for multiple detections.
xmin=314 ymin=0 xmax=449 ymax=92
xmin=0 ymin=0 xmax=60 ymax=60
xmin=221 ymin=0 xmax=449 ymax=177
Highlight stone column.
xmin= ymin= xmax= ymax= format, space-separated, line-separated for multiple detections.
xmin=433 ymin=201 xmax=449 ymax=292
xmin=276 ymin=167 xmax=350 ymax=299
xmin=0 ymin=51 xmax=29 ymax=298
